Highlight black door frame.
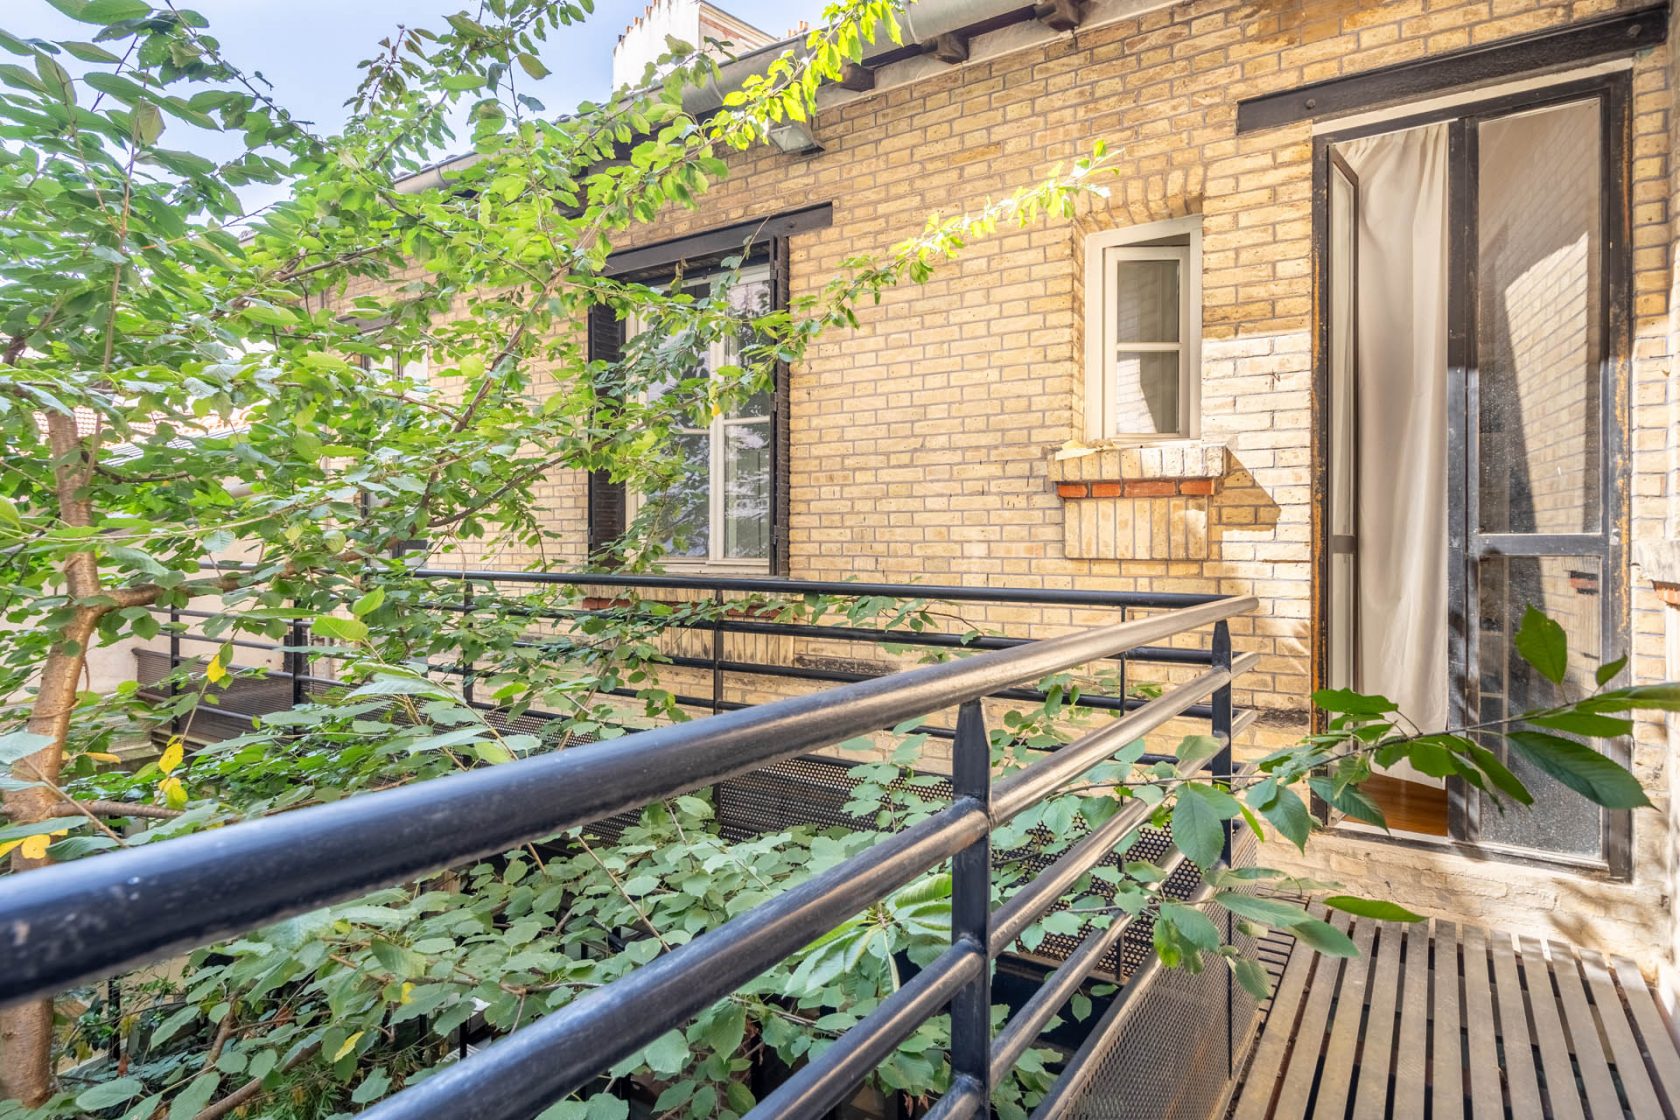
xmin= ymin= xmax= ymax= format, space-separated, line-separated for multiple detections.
xmin=1310 ymin=71 xmax=1633 ymax=877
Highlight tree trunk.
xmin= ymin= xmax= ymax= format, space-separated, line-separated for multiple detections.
xmin=1 ymin=412 xmax=102 ymax=1105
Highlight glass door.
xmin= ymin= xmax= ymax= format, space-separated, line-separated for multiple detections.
xmin=1452 ymin=89 xmax=1629 ymax=864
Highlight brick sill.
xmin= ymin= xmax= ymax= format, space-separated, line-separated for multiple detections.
xmin=1047 ymin=438 xmax=1229 ymax=499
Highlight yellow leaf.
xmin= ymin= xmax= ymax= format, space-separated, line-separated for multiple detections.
xmin=85 ymin=752 xmax=122 ymax=764
xmin=159 ymin=776 xmax=187 ymax=810
xmin=0 ymin=839 xmax=23 ymax=859
xmin=159 ymin=737 xmax=184 ymax=775
xmin=206 ymin=651 xmax=227 ymax=684
xmin=20 ymin=835 xmax=50 ymax=860
xmin=332 ymin=1030 xmax=364 ymax=1062
xmin=399 ymin=982 xmax=414 ymax=1005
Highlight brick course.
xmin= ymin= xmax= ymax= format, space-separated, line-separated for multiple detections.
xmin=351 ymin=0 xmax=1680 ymax=966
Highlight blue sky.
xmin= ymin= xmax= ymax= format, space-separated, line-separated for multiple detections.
xmin=8 ymin=0 xmax=823 ymax=139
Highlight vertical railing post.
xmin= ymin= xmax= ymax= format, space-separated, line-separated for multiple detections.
xmin=167 ymin=604 xmax=182 ymax=739
xmin=949 ymin=699 xmax=992 ymax=1112
xmin=1210 ymin=619 xmax=1234 ymax=858
xmin=461 ymin=581 xmax=476 ymax=707
xmin=710 ymin=588 xmax=724 ymax=715
xmin=288 ymin=604 xmax=307 ymax=709
xmin=1210 ymin=618 xmax=1235 ymax=1079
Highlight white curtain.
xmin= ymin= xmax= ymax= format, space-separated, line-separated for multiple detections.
xmin=1339 ymin=124 xmax=1451 ymax=741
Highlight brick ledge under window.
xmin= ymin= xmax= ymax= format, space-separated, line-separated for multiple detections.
xmin=1047 ymin=439 xmax=1229 ymax=499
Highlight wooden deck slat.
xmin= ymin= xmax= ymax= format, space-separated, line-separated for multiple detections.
xmin=1272 ymin=912 xmax=1354 ymax=1120
xmin=1518 ymin=936 xmax=1586 ymax=1120
xmin=1351 ymin=922 xmax=1404 ymax=1120
xmin=1431 ymin=921 xmax=1464 ymax=1120
xmin=1228 ymin=915 xmax=1680 ymax=1120
xmin=1614 ymin=955 xmax=1680 ymax=1118
xmin=1581 ymin=949 xmax=1665 ymax=1119
xmin=1232 ymin=919 xmax=1326 ymax=1120
xmin=1460 ymin=923 xmax=1504 ymax=1120
xmin=1489 ymin=931 xmax=1544 ymax=1118
xmin=1545 ymin=943 xmax=1623 ymax=1120
xmin=1310 ymin=917 xmax=1377 ymax=1119
xmin=1390 ymin=922 xmax=1430 ymax=1120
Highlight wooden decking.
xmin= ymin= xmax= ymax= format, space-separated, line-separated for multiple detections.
xmin=1231 ymin=912 xmax=1680 ymax=1119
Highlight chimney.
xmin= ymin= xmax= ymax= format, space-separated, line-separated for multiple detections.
xmin=612 ymin=0 xmax=777 ymax=91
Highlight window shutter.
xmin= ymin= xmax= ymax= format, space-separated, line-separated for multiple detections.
xmin=770 ymin=237 xmax=793 ymax=576
xmin=587 ymin=304 xmax=626 ymax=560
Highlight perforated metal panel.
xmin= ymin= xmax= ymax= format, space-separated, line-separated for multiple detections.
xmin=1039 ymin=831 xmax=1263 ymax=1120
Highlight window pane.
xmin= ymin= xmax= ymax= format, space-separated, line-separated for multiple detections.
xmin=723 ymin=422 xmax=770 ymax=560
xmin=1113 ymin=351 xmax=1181 ymax=435
xmin=650 ymin=430 xmax=710 ymax=559
xmin=723 ymin=274 xmax=774 ymax=419
xmin=1474 ymin=555 xmax=1605 ymax=857
xmin=1476 ymin=100 xmax=1602 ymax=534
xmin=1112 ymin=258 xmax=1180 ymax=343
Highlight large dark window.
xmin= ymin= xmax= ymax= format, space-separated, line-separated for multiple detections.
xmin=587 ymin=214 xmax=814 ymax=573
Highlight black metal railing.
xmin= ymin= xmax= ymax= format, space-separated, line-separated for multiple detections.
xmin=4 ymin=575 xmax=1258 ymax=1120
xmin=137 ymin=568 xmax=1249 ymax=749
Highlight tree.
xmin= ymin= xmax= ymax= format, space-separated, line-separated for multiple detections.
xmin=0 ymin=1 xmax=1672 ymax=1117
xmin=0 ymin=0 xmax=1109 ymax=1108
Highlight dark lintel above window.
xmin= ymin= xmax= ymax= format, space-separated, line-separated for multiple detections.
xmin=1235 ymin=3 xmax=1668 ymax=134
xmin=604 ymin=203 xmax=833 ymax=280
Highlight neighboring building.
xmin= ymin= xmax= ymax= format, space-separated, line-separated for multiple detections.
xmin=377 ymin=0 xmax=1680 ymax=1003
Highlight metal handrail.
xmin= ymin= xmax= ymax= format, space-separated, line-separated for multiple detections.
xmin=14 ymin=590 xmax=1257 ymax=1120
xmin=405 ymin=566 xmax=1227 ymax=609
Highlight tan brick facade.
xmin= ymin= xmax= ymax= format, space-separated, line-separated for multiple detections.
xmin=381 ymin=1 xmax=1680 ymax=967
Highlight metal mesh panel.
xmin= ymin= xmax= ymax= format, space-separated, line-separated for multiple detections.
xmin=1044 ymin=831 xmax=1263 ymax=1120
xmin=135 ymin=649 xmax=294 ymax=743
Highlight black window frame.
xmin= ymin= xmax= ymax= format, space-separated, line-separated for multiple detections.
xmin=586 ymin=206 xmax=831 ymax=574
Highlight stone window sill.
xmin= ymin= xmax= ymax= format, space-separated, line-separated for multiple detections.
xmin=1047 ymin=439 xmax=1229 ymax=498
xmin=1047 ymin=440 xmax=1229 ymax=561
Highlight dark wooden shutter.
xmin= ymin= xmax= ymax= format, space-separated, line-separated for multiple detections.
xmin=586 ymin=303 xmax=626 ymax=561
xmin=769 ymin=237 xmax=793 ymax=576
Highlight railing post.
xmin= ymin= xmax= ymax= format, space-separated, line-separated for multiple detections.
xmin=461 ymin=581 xmax=476 ymax=706
xmin=710 ymin=588 xmax=724 ymax=715
xmin=1209 ymin=618 xmax=1235 ymax=1080
xmin=949 ymin=700 xmax=992 ymax=1112
xmin=168 ymin=604 xmax=182 ymax=739
xmin=288 ymin=604 xmax=307 ymax=709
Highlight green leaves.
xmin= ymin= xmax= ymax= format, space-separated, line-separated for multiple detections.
xmin=80 ymin=0 xmax=154 ymax=22
xmin=75 ymin=1077 xmax=144 ymax=1110
xmin=1291 ymin=919 xmax=1359 ymax=958
xmin=1506 ymin=732 xmax=1649 ymax=809
xmin=1513 ymin=605 xmax=1568 ymax=685
xmin=1323 ymin=895 xmax=1424 ymax=922
xmin=1171 ymin=782 xmax=1239 ymax=869
xmin=311 ymin=615 xmax=369 ymax=643
xmin=132 ymin=101 xmax=165 ymax=145
xmin=1248 ymin=780 xmax=1313 ymax=851
xmin=1311 ymin=688 xmax=1396 ymax=717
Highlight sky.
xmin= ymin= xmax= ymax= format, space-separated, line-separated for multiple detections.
xmin=7 ymin=0 xmax=824 ymax=142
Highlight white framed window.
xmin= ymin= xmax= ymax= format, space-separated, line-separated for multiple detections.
xmin=630 ymin=263 xmax=774 ymax=573
xmin=1083 ymin=217 xmax=1202 ymax=441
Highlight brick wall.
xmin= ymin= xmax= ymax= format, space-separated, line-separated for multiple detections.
xmin=355 ymin=0 xmax=1679 ymax=963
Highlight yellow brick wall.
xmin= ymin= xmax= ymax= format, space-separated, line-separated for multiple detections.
xmin=348 ymin=0 xmax=1680 ymax=963
xmin=591 ymin=0 xmax=1677 ymax=963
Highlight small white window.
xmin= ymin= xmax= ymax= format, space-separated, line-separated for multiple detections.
xmin=630 ymin=263 xmax=774 ymax=572
xmin=1083 ymin=217 xmax=1202 ymax=440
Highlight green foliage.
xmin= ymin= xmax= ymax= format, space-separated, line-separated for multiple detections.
xmin=0 ymin=1 xmax=1665 ymax=1117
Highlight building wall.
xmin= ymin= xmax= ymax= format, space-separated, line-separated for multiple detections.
xmin=558 ymin=0 xmax=1677 ymax=964
xmin=310 ymin=0 xmax=1680 ymax=963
